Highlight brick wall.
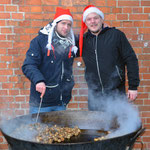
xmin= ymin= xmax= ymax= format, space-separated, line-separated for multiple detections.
xmin=0 ymin=0 xmax=149 ymax=149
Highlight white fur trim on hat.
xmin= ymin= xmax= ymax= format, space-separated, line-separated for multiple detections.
xmin=83 ymin=7 xmax=104 ymax=22
xmin=54 ymin=15 xmax=73 ymax=23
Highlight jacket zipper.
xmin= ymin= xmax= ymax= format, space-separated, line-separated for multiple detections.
xmin=115 ymin=65 xmax=122 ymax=81
xmin=60 ymin=61 xmax=64 ymax=101
xmin=95 ymin=35 xmax=104 ymax=93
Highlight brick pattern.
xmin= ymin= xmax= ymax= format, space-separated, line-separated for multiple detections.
xmin=0 ymin=0 xmax=149 ymax=149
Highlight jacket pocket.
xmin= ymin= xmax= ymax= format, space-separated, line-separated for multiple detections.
xmin=61 ymin=76 xmax=75 ymax=105
xmin=43 ymin=84 xmax=60 ymax=101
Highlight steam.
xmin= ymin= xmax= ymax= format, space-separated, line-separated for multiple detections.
xmin=88 ymin=90 xmax=141 ymax=138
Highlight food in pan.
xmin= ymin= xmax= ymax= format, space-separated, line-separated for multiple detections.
xmin=11 ymin=123 xmax=81 ymax=144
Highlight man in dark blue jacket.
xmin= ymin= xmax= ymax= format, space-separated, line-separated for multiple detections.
xmin=22 ymin=7 xmax=78 ymax=114
xmin=79 ymin=5 xmax=140 ymax=110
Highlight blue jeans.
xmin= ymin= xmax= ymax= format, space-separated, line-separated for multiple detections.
xmin=29 ymin=105 xmax=66 ymax=114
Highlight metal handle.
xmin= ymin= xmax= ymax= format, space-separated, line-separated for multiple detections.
xmin=35 ymin=97 xmax=43 ymax=123
xmin=128 ymin=128 xmax=145 ymax=150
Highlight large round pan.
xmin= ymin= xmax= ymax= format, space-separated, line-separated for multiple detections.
xmin=0 ymin=110 xmax=144 ymax=150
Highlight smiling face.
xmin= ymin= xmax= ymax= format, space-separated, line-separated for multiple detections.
xmin=56 ymin=20 xmax=72 ymax=37
xmin=85 ymin=12 xmax=104 ymax=35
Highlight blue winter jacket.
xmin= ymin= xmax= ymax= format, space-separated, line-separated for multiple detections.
xmin=22 ymin=28 xmax=75 ymax=107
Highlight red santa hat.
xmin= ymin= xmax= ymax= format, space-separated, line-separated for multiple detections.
xmin=47 ymin=7 xmax=77 ymax=54
xmin=79 ymin=5 xmax=104 ymax=57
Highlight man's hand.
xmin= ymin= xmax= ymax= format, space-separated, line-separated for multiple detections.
xmin=36 ymin=82 xmax=46 ymax=98
xmin=127 ymin=90 xmax=138 ymax=102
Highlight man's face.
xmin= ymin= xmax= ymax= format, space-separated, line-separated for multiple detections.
xmin=56 ymin=20 xmax=72 ymax=37
xmin=85 ymin=12 xmax=103 ymax=35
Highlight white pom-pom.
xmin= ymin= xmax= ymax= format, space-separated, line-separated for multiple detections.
xmin=46 ymin=43 xmax=52 ymax=50
xmin=77 ymin=61 xmax=82 ymax=67
xmin=72 ymin=46 xmax=78 ymax=54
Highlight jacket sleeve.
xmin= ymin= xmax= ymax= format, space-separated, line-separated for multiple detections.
xmin=119 ymin=31 xmax=140 ymax=90
xmin=22 ymin=37 xmax=45 ymax=85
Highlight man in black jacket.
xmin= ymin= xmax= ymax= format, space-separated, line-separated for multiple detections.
xmin=79 ymin=5 xmax=140 ymax=110
xmin=22 ymin=7 xmax=78 ymax=114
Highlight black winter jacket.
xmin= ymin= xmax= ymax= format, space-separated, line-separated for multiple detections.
xmin=82 ymin=27 xmax=140 ymax=94
xmin=22 ymin=31 xmax=75 ymax=107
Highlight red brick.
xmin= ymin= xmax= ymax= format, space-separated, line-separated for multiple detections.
xmin=79 ymin=89 xmax=88 ymax=95
xmin=6 ymin=20 xmax=18 ymax=26
xmin=129 ymin=14 xmax=149 ymax=20
xmin=15 ymin=110 xmax=25 ymax=116
xmin=0 ymin=144 xmax=9 ymax=149
xmin=0 ymin=103 xmax=9 ymax=109
xmin=9 ymin=61 xmax=20 ymax=69
xmin=107 ymin=0 xmax=116 ymax=7
xmin=117 ymin=14 xmax=128 ymax=20
xmin=0 ymin=76 xmax=7 ymax=82
xmin=0 ymin=20 xmax=5 ymax=26
xmin=25 ymin=14 xmax=43 ymax=20
xmin=19 ymin=20 xmax=30 ymax=27
xmin=1 ymin=27 xmax=12 ymax=34
xmin=101 ymin=7 xmax=111 ymax=13
xmin=20 ymin=90 xmax=30 ymax=95
xmin=31 ymin=6 xmax=42 ymax=12
xmin=0 ymin=70 xmax=13 ymax=75
xmin=111 ymin=21 xmax=121 ymax=27
xmin=143 ymin=48 xmax=150 ymax=53
xmin=79 ymin=103 xmax=88 ymax=108
xmin=0 ymin=13 xmax=10 ymax=19
xmin=143 ymin=34 xmax=150 ymax=40
xmin=19 ymin=6 xmax=31 ymax=12
xmin=133 ymin=8 xmax=143 ymax=13
xmin=24 ymin=28 xmax=39 ymax=34
xmin=118 ymin=1 xmax=139 ymax=7
xmin=0 ymin=90 xmax=8 ymax=96
xmin=74 ymin=83 xmax=87 ymax=89
xmin=144 ymin=8 xmax=150 ymax=13
xmin=9 ymin=76 xmax=19 ymax=82
xmin=0 ymin=0 xmax=11 ymax=4
xmin=144 ymin=21 xmax=150 ymax=27
xmin=0 ymin=35 xmax=6 ymax=40
xmin=0 ymin=96 xmax=13 ymax=103
xmin=2 ymin=83 xmax=13 ymax=89
xmin=74 ymin=96 xmax=88 ymax=101
xmin=141 ymin=1 xmax=150 ymax=6
xmin=15 ymin=96 xmax=26 ymax=102
xmin=1 ymin=56 xmax=12 ymax=62
xmin=143 ymin=61 xmax=150 ymax=67
xmin=9 ymin=103 xmax=20 ymax=108
xmin=105 ymin=14 xmax=116 ymax=20
xmin=133 ymin=21 xmax=143 ymax=27
xmin=68 ymin=103 xmax=78 ymax=108
xmin=112 ymin=8 xmax=122 ymax=13
xmin=138 ymin=54 xmax=150 ymax=60
xmin=90 ymin=0 xmax=106 ymax=6
xmin=41 ymin=0 xmax=58 ymax=5
xmin=0 ymin=42 xmax=12 ymax=48
xmin=42 ymin=6 xmax=55 ymax=12
xmin=12 ymin=13 xmax=24 ymax=20
xmin=6 ymin=5 xmax=17 ymax=11
xmin=0 ymin=5 xmax=4 ymax=11
xmin=0 ymin=63 xmax=7 ymax=68
xmin=14 ymin=83 xmax=24 ymax=89
xmin=123 ymin=8 xmax=132 ymax=13
xmin=122 ymin=21 xmax=133 ymax=27
xmin=9 ymin=90 xmax=19 ymax=96
xmin=21 ymin=103 xmax=29 ymax=108
xmin=26 ymin=0 xmax=42 ymax=5
xmin=12 ymin=0 xmax=24 ymax=5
